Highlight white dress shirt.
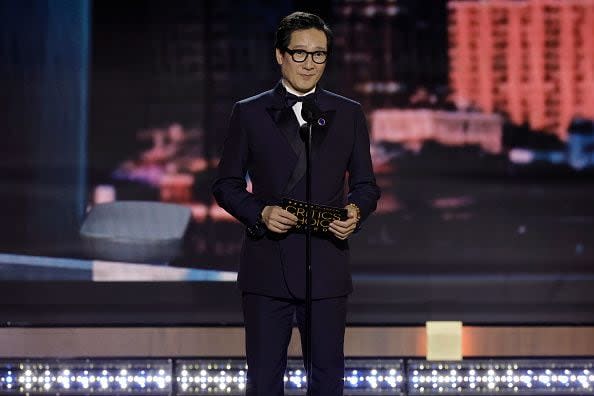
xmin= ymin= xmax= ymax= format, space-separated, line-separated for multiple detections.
xmin=281 ymin=79 xmax=316 ymax=127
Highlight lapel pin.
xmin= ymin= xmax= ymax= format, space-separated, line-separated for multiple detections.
xmin=317 ymin=117 xmax=326 ymax=126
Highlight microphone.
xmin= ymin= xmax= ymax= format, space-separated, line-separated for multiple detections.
xmin=301 ymin=96 xmax=321 ymax=124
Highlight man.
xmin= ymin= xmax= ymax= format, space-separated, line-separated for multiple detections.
xmin=212 ymin=11 xmax=380 ymax=396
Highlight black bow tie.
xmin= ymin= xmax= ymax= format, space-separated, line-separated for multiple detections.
xmin=285 ymin=92 xmax=314 ymax=108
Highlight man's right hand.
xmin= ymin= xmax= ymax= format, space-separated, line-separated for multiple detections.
xmin=261 ymin=206 xmax=298 ymax=233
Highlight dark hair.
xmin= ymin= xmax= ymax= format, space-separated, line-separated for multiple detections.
xmin=275 ymin=12 xmax=333 ymax=54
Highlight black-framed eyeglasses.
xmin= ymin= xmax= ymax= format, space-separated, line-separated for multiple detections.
xmin=284 ymin=48 xmax=328 ymax=64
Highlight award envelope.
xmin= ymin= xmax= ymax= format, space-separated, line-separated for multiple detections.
xmin=281 ymin=198 xmax=348 ymax=235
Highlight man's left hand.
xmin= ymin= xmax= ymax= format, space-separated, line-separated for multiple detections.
xmin=329 ymin=205 xmax=358 ymax=240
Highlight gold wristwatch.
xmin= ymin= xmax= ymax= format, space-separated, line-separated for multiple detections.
xmin=346 ymin=203 xmax=361 ymax=223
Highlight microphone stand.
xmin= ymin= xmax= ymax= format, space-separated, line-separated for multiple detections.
xmin=300 ymin=98 xmax=320 ymax=395
xmin=301 ymin=121 xmax=313 ymax=396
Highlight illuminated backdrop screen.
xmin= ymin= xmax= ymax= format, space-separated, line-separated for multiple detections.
xmin=1 ymin=0 xmax=593 ymax=325
xmin=91 ymin=0 xmax=594 ymax=269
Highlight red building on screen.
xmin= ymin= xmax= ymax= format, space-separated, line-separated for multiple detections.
xmin=448 ymin=0 xmax=594 ymax=140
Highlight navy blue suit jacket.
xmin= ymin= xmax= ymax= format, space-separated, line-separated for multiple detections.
xmin=212 ymin=82 xmax=380 ymax=299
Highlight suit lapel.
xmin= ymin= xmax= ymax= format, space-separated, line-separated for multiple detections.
xmin=266 ymin=107 xmax=303 ymax=159
xmin=265 ymin=82 xmax=337 ymax=195
xmin=310 ymin=109 xmax=335 ymax=160
xmin=266 ymin=82 xmax=303 ymax=159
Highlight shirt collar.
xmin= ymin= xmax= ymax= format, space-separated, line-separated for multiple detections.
xmin=281 ymin=79 xmax=316 ymax=97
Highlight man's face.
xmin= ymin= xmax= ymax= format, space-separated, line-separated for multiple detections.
xmin=275 ymin=28 xmax=327 ymax=93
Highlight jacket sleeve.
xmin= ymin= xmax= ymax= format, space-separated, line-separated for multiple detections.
xmin=346 ymin=105 xmax=381 ymax=224
xmin=211 ymin=102 xmax=267 ymax=237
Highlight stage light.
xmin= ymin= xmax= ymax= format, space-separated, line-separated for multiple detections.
xmin=173 ymin=358 xmax=404 ymax=394
xmin=408 ymin=359 xmax=594 ymax=395
xmin=358 ymin=361 xmax=402 ymax=389
xmin=0 ymin=359 xmax=171 ymax=394
xmin=176 ymin=360 xmax=248 ymax=394
xmin=1 ymin=358 xmax=593 ymax=395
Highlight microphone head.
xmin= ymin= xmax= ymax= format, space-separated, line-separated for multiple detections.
xmin=301 ymin=97 xmax=320 ymax=123
xmin=299 ymin=124 xmax=310 ymax=142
